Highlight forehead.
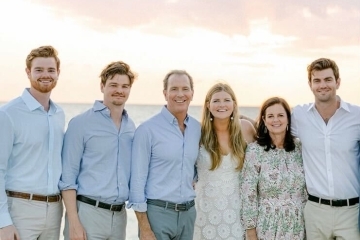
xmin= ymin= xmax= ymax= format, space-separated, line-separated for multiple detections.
xmin=30 ymin=57 xmax=57 ymax=69
xmin=167 ymin=74 xmax=191 ymax=88
xmin=106 ymin=74 xmax=130 ymax=85
xmin=311 ymin=68 xmax=335 ymax=80
xmin=265 ymin=103 xmax=286 ymax=114
xmin=211 ymin=91 xmax=231 ymax=99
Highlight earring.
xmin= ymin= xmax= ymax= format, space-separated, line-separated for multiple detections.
xmin=230 ymin=116 xmax=234 ymax=120
xmin=264 ymin=126 xmax=267 ymax=133
xmin=210 ymin=117 xmax=213 ymax=121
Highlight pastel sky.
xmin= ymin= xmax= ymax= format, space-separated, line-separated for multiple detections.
xmin=0 ymin=0 xmax=359 ymax=106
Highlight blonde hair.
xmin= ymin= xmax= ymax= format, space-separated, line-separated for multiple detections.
xmin=200 ymin=83 xmax=247 ymax=170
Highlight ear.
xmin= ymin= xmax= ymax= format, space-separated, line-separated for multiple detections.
xmin=206 ymin=101 xmax=210 ymax=110
xmin=336 ymin=78 xmax=341 ymax=89
xmin=163 ymin=89 xmax=168 ymax=101
xmin=100 ymin=82 xmax=105 ymax=93
xmin=25 ymin=68 xmax=31 ymax=79
xmin=308 ymin=80 xmax=312 ymax=89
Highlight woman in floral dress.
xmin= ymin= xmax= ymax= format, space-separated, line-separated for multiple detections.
xmin=194 ymin=83 xmax=256 ymax=239
xmin=240 ymin=97 xmax=307 ymax=240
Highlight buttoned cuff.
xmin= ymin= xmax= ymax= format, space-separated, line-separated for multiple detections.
xmin=127 ymin=202 xmax=147 ymax=212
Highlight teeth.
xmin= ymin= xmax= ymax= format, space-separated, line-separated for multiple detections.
xmin=175 ymin=100 xmax=185 ymax=103
xmin=217 ymin=110 xmax=226 ymax=112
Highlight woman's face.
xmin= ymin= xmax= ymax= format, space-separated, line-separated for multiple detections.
xmin=262 ymin=103 xmax=288 ymax=136
xmin=207 ymin=91 xmax=234 ymax=120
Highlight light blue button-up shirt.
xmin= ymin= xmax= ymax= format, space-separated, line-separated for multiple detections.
xmin=59 ymin=101 xmax=135 ymax=204
xmin=129 ymin=106 xmax=201 ymax=212
xmin=0 ymin=88 xmax=65 ymax=228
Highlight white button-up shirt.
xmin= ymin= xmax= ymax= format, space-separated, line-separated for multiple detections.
xmin=291 ymin=98 xmax=360 ymax=199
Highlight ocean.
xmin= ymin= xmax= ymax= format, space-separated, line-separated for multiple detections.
xmin=0 ymin=102 xmax=259 ymax=240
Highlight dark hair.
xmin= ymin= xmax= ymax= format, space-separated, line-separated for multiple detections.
xmin=256 ymin=97 xmax=295 ymax=152
xmin=163 ymin=70 xmax=194 ymax=91
xmin=307 ymin=58 xmax=340 ymax=82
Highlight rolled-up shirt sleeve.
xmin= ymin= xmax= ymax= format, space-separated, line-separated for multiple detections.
xmin=128 ymin=125 xmax=151 ymax=212
xmin=58 ymin=117 xmax=85 ymax=191
xmin=240 ymin=143 xmax=261 ymax=229
xmin=0 ymin=111 xmax=14 ymax=227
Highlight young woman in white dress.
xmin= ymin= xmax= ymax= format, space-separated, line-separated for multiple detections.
xmin=194 ymin=83 xmax=256 ymax=240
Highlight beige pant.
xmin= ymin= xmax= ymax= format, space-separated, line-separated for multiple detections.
xmin=64 ymin=200 xmax=127 ymax=240
xmin=7 ymin=196 xmax=63 ymax=240
xmin=304 ymin=201 xmax=360 ymax=240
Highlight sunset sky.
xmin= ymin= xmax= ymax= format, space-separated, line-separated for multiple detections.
xmin=0 ymin=0 xmax=359 ymax=106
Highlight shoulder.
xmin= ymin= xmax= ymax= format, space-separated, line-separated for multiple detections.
xmin=0 ymin=97 xmax=23 ymax=112
xmin=292 ymin=103 xmax=312 ymax=114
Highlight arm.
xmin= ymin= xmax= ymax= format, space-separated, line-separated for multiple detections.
xmin=62 ymin=190 xmax=86 ymax=240
xmin=240 ymin=144 xmax=261 ymax=240
xmin=0 ymin=111 xmax=20 ymax=240
xmin=135 ymin=212 xmax=156 ymax=240
xmin=240 ymin=114 xmax=256 ymax=127
xmin=240 ymin=119 xmax=256 ymax=143
xmin=59 ymin=118 xmax=87 ymax=240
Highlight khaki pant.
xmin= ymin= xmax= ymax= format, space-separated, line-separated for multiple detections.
xmin=304 ymin=201 xmax=360 ymax=240
xmin=7 ymin=196 xmax=63 ymax=240
xmin=64 ymin=200 xmax=127 ymax=240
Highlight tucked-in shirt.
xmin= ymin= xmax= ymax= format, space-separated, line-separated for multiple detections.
xmin=291 ymin=98 xmax=360 ymax=199
xmin=129 ymin=106 xmax=201 ymax=212
xmin=59 ymin=100 xmax=135 ymax=204
xmin=0 ymin=88 xmax=65 ymax=228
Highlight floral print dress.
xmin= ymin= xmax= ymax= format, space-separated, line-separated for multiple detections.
xmin=240 ymin=139 xmax=306 ymax=240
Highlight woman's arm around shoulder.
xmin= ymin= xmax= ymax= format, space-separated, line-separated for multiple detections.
xmin=240 ymin=119 xmax=256 ymax=143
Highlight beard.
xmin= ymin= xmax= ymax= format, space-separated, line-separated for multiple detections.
xmin=31 ymin=79 xmax=57 ymax=93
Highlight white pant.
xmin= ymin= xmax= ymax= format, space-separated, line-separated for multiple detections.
xmin=64 ymin=200 xmax=127 ymax=240
xmin=7 ymin=196 xmax=63 ymax=240
xmin=304 ymin=201 xmax=360 ymax=239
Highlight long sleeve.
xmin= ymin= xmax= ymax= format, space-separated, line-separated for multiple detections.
xmin=240 ymin=143 xmax=261 ymax=229
xmin=0 ymin=111 xmax=14 ymax=227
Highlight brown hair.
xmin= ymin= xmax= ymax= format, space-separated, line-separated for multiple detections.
xmin=163 ymin=70 xmax=194 ymax=91
xmin=307 ymin=58 xmax=340 ymax=82
xmin=100 ymin=61 xmax=136 ymax=85
xmin=256 ymin=97 xmax=295 ymax=152
xmin=26 ymin=45 xmax=60 ymax=70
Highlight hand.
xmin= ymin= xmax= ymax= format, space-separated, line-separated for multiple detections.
xmin=246 ymin=228 xmax=258 ymax=240
xmin=68 ymin=220 xmax=87 ymax=240
xmin=0 ymin=225 xmax=20 ymax=240
xmin=139 ymin=228 xmax=157 ymax=240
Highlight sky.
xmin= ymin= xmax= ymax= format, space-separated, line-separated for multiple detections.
xmin=0 ymin=0 xmax=359 ymax=106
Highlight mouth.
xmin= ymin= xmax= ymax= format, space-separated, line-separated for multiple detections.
xmin=217 ymin=109 xmax=227 ymax=112
xmin=175 ymin=100 xmax=186 ymax=103
xmin=38 ymin=79 xmax=53 ymax=83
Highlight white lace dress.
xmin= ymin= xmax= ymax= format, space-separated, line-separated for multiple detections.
xmin=194 ymin=146 xmax=243 ymax=240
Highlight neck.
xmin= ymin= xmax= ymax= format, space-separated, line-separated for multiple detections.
xmin=213 ymin=118 xmax=229 ymax=132
xmin=106 ymin=103 xmax=124 ymax=122
xmin=29 ymin=88 xmax=51 ymax=111
xmin=315 ymin=97 xmax=340 ymax=122
xmin=269 ymin=133 xmax=285 ymax=149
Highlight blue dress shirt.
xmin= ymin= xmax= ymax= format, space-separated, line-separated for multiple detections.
xmin=0 ymin=88 xmax=65 ymax=227
xmin=59 ymin=101 xmax=135 ymax=204
xmin=129 ymin=106 xmax=201 ymax=212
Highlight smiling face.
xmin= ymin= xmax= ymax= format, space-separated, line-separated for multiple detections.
xmin=163 ymin=73 xmax=193 ymax=118
xmin=101 ymin=74 xmax=131 ymax=107
xmin=207 ymin=91 xmax=234 ymax=120
xmin=309 ymin=68 xmax=340 ymax=103
xmin=263 ymin=103 xmax=288 ymax=137
xmin=26 ymin=57 xmax=59 ymax=93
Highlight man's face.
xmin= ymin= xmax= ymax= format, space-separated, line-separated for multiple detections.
xmin=163 ymin=74 xmax=193 ymax=117
xmin=101 ymin=74 xmax=131 ymax=107
xmin=308 ymin=68 xmax=340 ymax=103
xmin=26 ymin=57 xmax=59 ymax=93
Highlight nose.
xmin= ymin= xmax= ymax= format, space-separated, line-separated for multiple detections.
xmin=177 ymin=90 xmax=185 ymax=97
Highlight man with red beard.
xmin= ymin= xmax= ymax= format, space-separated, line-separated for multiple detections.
xmin=59 ymin=61 xmax=136 ymax=240
xmin=0 ymin=45 xmax=65 ymax=240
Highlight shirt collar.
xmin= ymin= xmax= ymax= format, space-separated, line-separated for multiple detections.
xmin=93 ymin=100 xmax=129 ymax=118
xmin=21 ymin=88 xmax=59 ymax=113
xmin=307 ymin=96 xmax=350 ymax=113
xmin=161 ymin=105 xmax=189 ymax=124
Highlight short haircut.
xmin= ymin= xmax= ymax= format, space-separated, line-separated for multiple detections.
xmin=163 ymin=70 xmax=194 ymax=91
xmin=26 ymin=45 xmax=60 ymax=70
xmin=99 ymin=61 xmax=136 ymax=86
xmin=307 ymin=58 xmax=340 ymax=82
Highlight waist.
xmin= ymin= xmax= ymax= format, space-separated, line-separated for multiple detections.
xmin=76 ymin=195 xmax=124 ymax=212
xmin=308 ymin=194 xmax=359 ymax=207
xmin=147 ymin=199 xmax=195 ymax=211
xmin=6 ymin=190 xmax=61 ymax=202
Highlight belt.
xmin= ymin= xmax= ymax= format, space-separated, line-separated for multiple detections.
xmin=76 ymin=195 xmax=124 ymax=212
xmin=6 ymin=190 xmax=61 ymax=203
xmin=147 ymin=199 xmax=195 ymax=211
xmin=308 ymin=194 xmax=359 ymax=207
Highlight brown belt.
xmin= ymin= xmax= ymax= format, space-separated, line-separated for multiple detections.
xmin=6 ymin=190 xmax=62 ymax=203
